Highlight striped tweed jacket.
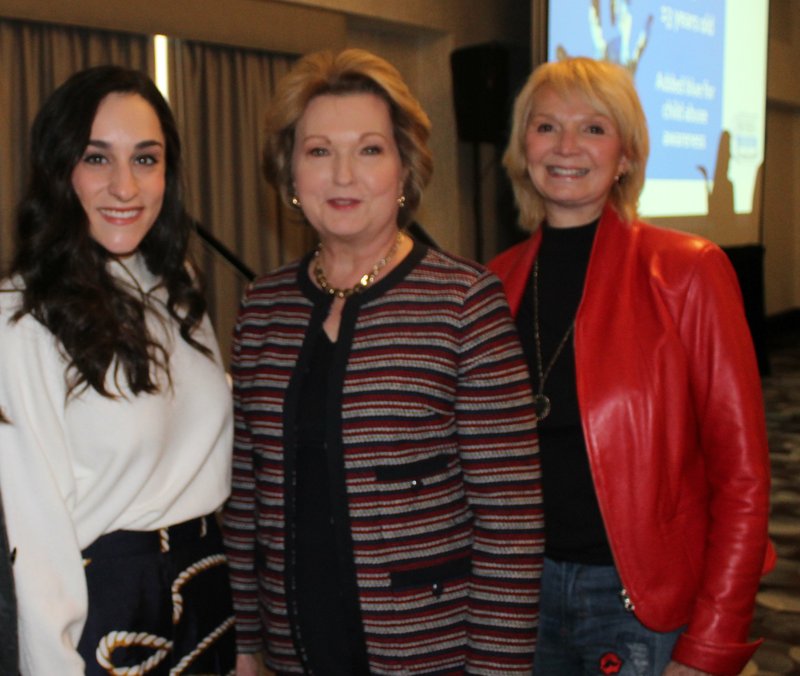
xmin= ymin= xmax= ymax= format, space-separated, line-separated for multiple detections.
xmin=223 ymin=243 xmax=544 ymax=675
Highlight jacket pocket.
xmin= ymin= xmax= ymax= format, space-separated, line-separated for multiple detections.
xmin=374 ymin=453 xmax=449 ymax=484
xmin=390 ymin=555 xmax=471 ymax=597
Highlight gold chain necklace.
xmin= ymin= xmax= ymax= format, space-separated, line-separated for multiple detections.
xmin=313 ymin=232 xmax=403 ymax=299
xmin=532 ymin=258 xmax=576 ymax=420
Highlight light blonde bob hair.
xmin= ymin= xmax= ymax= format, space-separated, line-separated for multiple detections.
xmin=263 ymin=48 xmax=433 ymax=227
xmin=503 ymin=57 xmax=649 ymax=230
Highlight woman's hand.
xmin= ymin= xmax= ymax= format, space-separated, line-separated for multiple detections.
xmin=236 ymin=652 xmax=262 ymax=676
xmin=662 ymin=661 xmax=713 ymax=676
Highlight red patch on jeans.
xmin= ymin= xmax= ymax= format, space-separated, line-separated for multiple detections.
xmin=599 ymin=651 xmax=623 ymax=675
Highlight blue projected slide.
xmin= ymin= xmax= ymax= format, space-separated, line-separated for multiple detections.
xmin=547 ymin=0 xmax=768 ymax=226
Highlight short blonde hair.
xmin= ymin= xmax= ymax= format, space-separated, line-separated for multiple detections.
xmin=503 ymin=57 xmax=649 ymax=230
xmin=263 ymin=48 xmax=433 ymax=227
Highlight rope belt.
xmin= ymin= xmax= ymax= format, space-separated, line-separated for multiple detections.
xmin=82 ymin=515 xmax=210 ymax=564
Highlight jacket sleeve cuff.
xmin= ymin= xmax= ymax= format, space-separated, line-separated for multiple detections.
xmin=672 ymin=633 xmax=762 ymax=675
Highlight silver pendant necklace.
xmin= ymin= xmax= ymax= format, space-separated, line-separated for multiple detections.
xmin=532 ymin=258 xmax=575 ymax=420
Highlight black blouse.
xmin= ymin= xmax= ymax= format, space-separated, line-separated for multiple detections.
xmin=291 ymin=331 xmax=370 ymax=674
xmin=516 ymin=220 xmax=614 ymax=565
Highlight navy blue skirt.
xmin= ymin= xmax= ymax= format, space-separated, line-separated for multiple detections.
xmin=78 ymin=515 xmax=236 ymax=675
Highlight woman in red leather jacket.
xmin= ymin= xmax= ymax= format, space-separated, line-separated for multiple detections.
xmin=489 ymin=57 xmax=772 ymax=676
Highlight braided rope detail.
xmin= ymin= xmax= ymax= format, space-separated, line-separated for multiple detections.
xmin=96 ymin=631 xmax=173 ymax=675
xmin=159 ymin=528 xmax=170 ymax=553
xmin=171 ymin=553 xmax=227 ymax=624
xmin=169 ymin=615 xmax=235 ymax=675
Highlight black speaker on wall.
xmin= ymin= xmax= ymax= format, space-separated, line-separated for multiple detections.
xmin=450 ymin=42 xmax=530 ymax=145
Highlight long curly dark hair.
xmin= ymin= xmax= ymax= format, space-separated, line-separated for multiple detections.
xmin=11 ymin=65 xmax=209 ymax=398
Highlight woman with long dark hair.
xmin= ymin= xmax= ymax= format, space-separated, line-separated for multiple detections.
xmin=0 ymin=65 xmax=235 ymax=675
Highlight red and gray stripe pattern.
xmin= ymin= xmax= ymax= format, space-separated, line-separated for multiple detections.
xmin=223 ymin=246 xmax=543 ymax=674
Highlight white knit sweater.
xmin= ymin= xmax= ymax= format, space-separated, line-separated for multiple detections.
xmin=0 ymin=253 xmax=233 ymax=674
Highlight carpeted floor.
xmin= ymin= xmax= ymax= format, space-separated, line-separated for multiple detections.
xmin=746 ymin=328 xmax=800 ymax=675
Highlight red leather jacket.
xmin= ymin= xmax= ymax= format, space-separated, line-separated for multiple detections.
xmin=489 ymin=205 xmax=773 ymax=675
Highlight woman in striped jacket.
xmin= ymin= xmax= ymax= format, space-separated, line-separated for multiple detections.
xmin=223 ymin=48 xmax=544 ymax=676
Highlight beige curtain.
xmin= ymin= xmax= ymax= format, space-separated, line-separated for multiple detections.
xmin=0 ymin=18 xmax=152 ymax=271
xmin=169 ymin=40 xmax=311 ymax=362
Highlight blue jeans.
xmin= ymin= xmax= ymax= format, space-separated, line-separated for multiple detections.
xmin=533 ymin=558 xmax=683 ymax=676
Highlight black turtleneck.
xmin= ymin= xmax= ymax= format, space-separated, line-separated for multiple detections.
xmin=515 ymin=219 xmax=614 ymax=565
